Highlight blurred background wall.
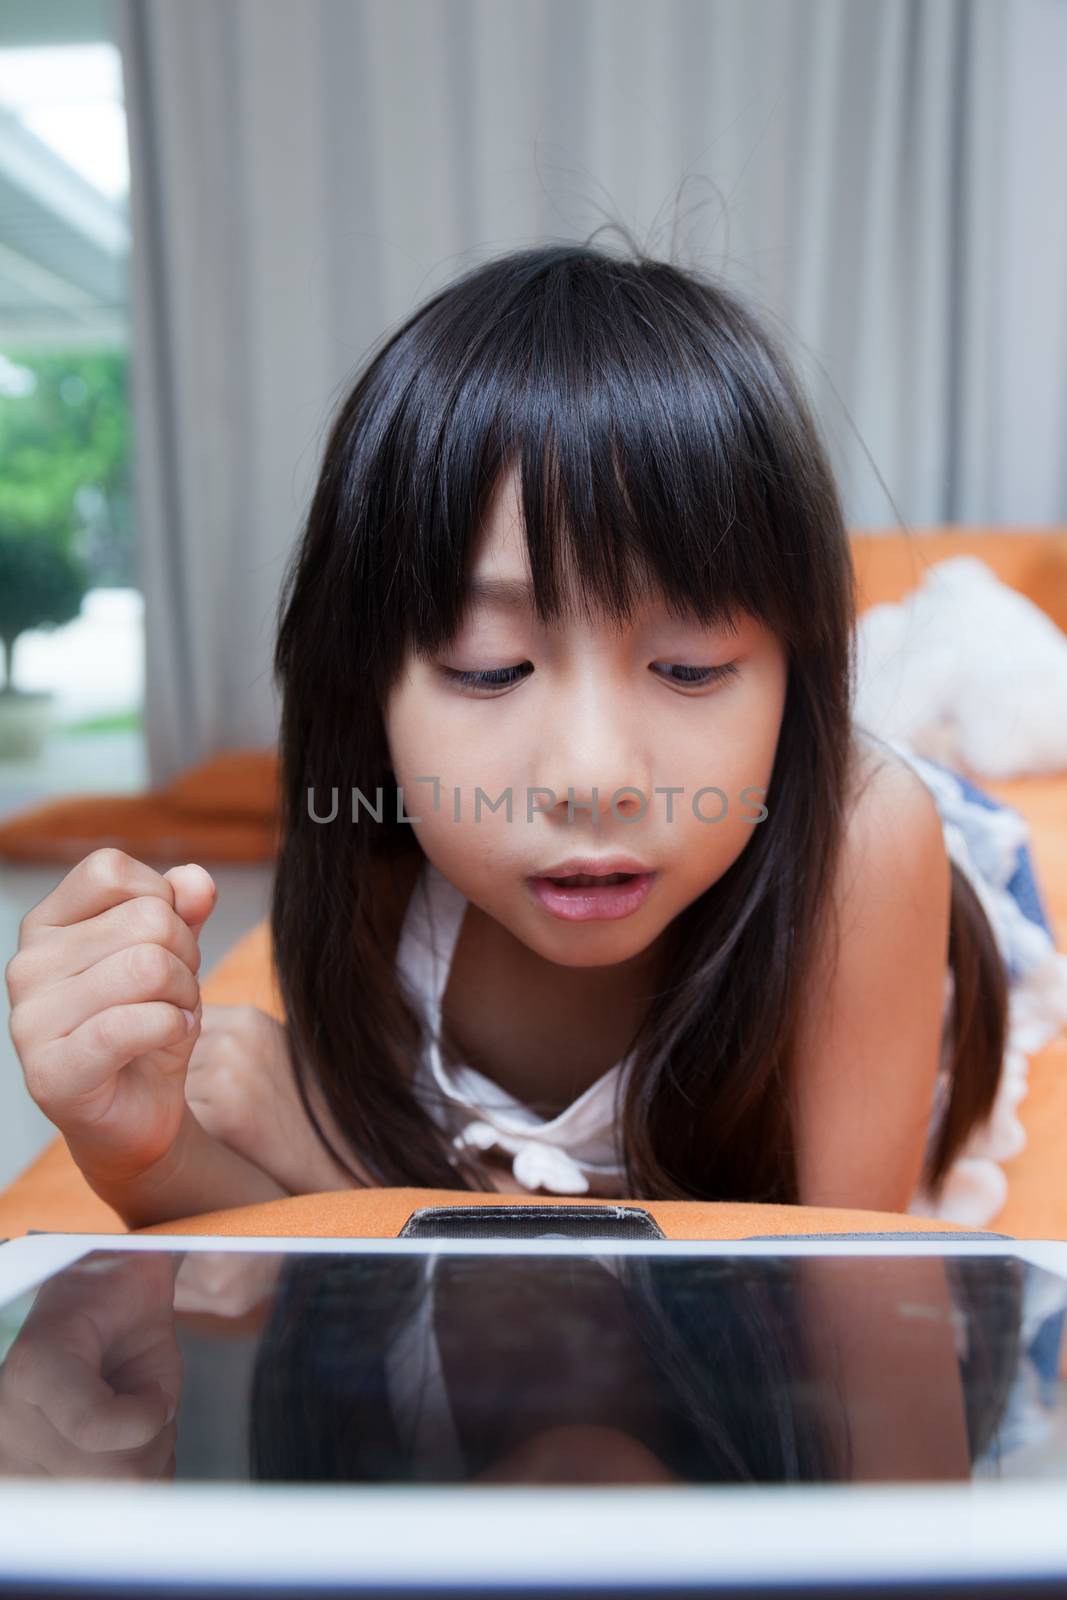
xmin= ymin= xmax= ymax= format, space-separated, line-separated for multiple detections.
xmin=3 ymin=0 xmax=1065 ymax=786
xmin=1 ymin=0 xmax=1066 ymax=1183
xmin=114 ymin=0 xmax=1067 ymax=785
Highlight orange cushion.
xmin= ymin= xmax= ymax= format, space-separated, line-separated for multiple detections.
xmin=0 ymin=794 xmax=278 ymax=867
xmin=0 ymin=1142 xmax=984 ymax=1246
xmin=0 ymin=747 xmax=279 ymax=867
xmin=164 ymin=747 xmax=278 ymax=819
xmin=133 ymin=1191 xmax=982 ymax=1241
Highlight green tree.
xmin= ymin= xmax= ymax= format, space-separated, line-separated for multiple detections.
xmin=0 ymin=349 xmax=132 ymax=586
xmin=0 ymin=480 xmax=89 ymax=694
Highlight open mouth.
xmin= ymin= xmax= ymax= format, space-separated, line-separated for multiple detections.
xmin=544 ymin=872 xmax=637 ymax=888
xmin=528 ymin=870 xmax=656 ymax=922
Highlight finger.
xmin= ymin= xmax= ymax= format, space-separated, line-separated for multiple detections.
xmin=3 ymin=1398 xmax=177 ymax=1480
xmin=20 ymin=850 xmax=176 ymax=940
xmin=70 ymin=1380 xmax=174 ymax=1455
xmin=107 ymin=1380 xmax=178 ymax=1443
xmin=32 ymin=1002 xmax=197 ymax=1111
xmin=78 ymin=1412 xmax=177 ymax=1482
xmin=17 ymin=943 xmax=199 ymax=1047
xmin=7 ymin=896 xmax=204 ymax=1006
xmin=114 ymin=1413 xmax=179 ymax=1481
xmin=103 ymin=1327 xmax=183 ymax=1430
xmin=161 ymin=864 xmax=217 ymax=940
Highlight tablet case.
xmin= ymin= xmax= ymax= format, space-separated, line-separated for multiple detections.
xmin=397 ymin=1202 xmax=668 ymax=1239
xmin=393 ymin=1206 xmax=1012 ymax=1242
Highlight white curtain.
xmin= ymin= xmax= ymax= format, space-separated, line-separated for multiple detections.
xmin=113 ymin=0 xmax=1067 ymax=784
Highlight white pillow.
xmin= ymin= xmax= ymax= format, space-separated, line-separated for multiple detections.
xmin=854 ymin=555 xmax=1067 ymax=778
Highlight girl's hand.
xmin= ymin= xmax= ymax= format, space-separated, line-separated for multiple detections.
xmin=0 ymin=1249 xmax=182 ymax=1481
xmin=5 ymin=849 xmax=215 ymax=1192
xmin=184 ymin=1004 xmax=363 ymax=1194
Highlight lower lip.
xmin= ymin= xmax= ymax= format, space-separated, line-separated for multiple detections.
xmin=526 ymin=872 xmax=657 ymax=922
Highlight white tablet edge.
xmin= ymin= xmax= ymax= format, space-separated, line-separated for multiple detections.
xmin=2 ymin=1229 xmax=1067 ymax=1306
xmin=2 ymin=1233 xmax=1067 ymax=1592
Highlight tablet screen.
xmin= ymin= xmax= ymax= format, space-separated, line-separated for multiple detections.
xmin=0 ymin=1247 xmax=1064 ymax=1486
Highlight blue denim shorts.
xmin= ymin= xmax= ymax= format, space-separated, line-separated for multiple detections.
xmin=925 ymin=761 xmax=1056 ymax=944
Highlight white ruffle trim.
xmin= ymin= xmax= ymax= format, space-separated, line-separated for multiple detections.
xmin=889 ymin=740 xmax=1067 ymax=1228
xmin=451 ymin=1119 xmax=594 ymax=1194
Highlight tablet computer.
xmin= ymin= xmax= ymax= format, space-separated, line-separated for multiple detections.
xmin=1 ymin=1227 xmax=1066 ymax=1597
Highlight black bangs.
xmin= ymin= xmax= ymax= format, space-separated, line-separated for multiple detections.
xmin=355 ymin=245 xmax=834 ymax=685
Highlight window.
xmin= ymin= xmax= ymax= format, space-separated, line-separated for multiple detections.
xmin=0 ymin=32 xmax=142 ymax=787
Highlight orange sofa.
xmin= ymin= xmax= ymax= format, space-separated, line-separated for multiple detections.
xmin=1 ymin=526 xmax=1066 ymax=1244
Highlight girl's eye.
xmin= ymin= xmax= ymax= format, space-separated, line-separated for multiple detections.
xmin=440 ymin=664 xmax=533 ymax=692
xmin=652 ymin=661 xmax=741 ymax=690
xmin=439 ymin=661 xmax=740 ymax=693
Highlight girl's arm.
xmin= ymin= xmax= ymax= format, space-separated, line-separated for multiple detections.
xmin=184 ymin=1004 xmax=370 ymax=1194
xmin=88 ymin=1101 xmax=289 ymax=1229
xmin=791 ymin=752 xmax=953 ymax=1213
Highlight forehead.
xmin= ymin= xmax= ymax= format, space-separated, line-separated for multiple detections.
xmin=469 ymin=465 xmax=526 ymax=571
xmin=465 ymin=467 xmax=668 ymax=623
xmin=464 ymin=470 xmax=750 ymax=644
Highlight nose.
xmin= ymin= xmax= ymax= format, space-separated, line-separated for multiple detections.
xmin=537 ymin=672 xmax=650 ymax=826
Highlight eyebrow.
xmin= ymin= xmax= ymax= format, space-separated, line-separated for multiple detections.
xmin=464 ymin=575 xmax=536 ymax=610
xmin=462 ymin=573 xmax=743 ymax=632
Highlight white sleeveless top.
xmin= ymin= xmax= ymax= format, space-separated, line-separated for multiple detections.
xmin=395 ymin=856 xmax=634 ymax=1198
xmin=393 ymin=737 xmax=1067 ymax=1226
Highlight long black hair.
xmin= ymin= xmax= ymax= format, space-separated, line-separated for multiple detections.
xmin=271 ymin=239 xmax=1006 ymax=1201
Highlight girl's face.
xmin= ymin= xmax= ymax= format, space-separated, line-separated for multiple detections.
xmin=384 ymin=466 xmax=788 ymax=970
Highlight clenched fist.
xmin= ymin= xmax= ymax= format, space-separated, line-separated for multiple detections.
xmin=5 ymin=848 xmax=216 ymax=1193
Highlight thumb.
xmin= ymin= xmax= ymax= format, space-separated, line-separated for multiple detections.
xmin=162 ymin=863 xmax=217 ymax=941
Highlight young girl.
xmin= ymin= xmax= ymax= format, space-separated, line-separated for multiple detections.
xmin=9 ymin=242 xmax=1067 ymax=1231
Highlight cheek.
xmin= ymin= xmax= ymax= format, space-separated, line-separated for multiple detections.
xmin=387 ymin=673 xmax=516 ymax=790
xmin=659 ymin=661 xmax=786 ymax=876
xmin=383 ymin=677 xmax=516 ymax=866
xmin=718 ymin=644 xmax=789 ymax=777
xmin=388 ymin=725 xmax=502 ymax=815
xmin=384 ymin=672 xmax=449 ymax=780
xmin=658 ymin=658 xmax=785 ymax=790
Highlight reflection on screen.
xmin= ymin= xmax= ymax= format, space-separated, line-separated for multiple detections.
xmin=0 ymin=1249 xmax=1063 ymax=1485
